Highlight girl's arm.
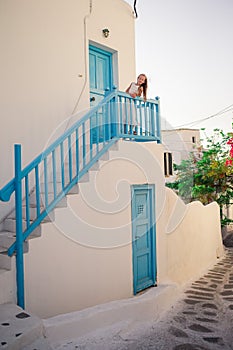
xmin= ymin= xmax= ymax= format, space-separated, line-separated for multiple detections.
xmin=125 ymin=83 xmax=132 ymax=94
xmin=137 ymin=87 xmax=142 ymax=97
xmin=126 ymin=83 xmax=138 ymax=98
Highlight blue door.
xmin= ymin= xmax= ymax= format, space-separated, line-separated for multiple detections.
xmin=89 ymin=45 xmax=113 ymax=142
xmin=131 ymin=184 xmax=156 ymax=294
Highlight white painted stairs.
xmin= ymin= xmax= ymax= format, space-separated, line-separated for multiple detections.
xmin=0 ymin=144 xmax=116 ymax=348
xmin=0 ymin=148 xmax=112 ymax=288
xmin=0 ymin=303 xmax=52 ymax=350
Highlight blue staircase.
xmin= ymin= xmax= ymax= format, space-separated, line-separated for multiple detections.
xmin=0 ymin=89 xmax=161 ymax=308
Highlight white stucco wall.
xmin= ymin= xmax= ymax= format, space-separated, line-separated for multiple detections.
xmin=162 ymin=128 xmax=201 ymax=165
xmin=157 ymin=189 xmax=223 ymax=284
xmin=0 ymin=0 xmax=136 ymax=220
xmin=24 ymin=141 xmax=224 ymax=318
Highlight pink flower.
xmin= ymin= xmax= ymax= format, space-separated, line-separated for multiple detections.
xmin=227 ymin=138 xmax=233 ymax=145
xmin=225 ymin=159 xmax=233 ymax=166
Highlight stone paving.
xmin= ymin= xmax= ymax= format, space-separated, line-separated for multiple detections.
xmin=55 ymin=248 xmax=233 ymax=350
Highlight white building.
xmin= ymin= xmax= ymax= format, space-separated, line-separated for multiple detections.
xmin=0 ymin=0 xmax=223 ymax=319
xmin=162 ymin=127 xmax=233 ymax=232
xmin=162 ymin=128 xmax=201 ymax=165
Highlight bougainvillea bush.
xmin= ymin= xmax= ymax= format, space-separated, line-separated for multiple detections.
xmin=167 ymin=127 xmax=233 ymax=226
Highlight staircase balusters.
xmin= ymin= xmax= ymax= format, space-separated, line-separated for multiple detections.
xmin=0 ymin=90 xmax=161 ymax=308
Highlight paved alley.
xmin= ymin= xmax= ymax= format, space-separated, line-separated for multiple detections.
xmin=54 ymin=248 xmax=233 ymax=350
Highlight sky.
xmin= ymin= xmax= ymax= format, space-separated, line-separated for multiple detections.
xmin=124 ymin=0 xmax=233 ymax=135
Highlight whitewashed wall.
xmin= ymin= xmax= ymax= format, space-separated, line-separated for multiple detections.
xmin=0 ymin=0 xmax=136 ymax=220
xmin=162 ymin=128 xmax=201 ymax=165
xmin=24 ymin=141 xmax=224 ymax=318
xmin=157 ymin=188 xmax=224 ymax=284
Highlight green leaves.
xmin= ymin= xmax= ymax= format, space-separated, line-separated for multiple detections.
xmin=166 ymin=128 xmax=233 ymax=226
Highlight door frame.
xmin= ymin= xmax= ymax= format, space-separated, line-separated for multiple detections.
xmin=88 ymin=44 xmax=114 ymax=142
xmin=89 ymin=44 xmax=113 ymax=101
xmin=131 ymin=184 xmax=157 ymax=295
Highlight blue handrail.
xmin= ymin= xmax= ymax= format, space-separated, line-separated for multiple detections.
xmin=0 ymin=89 xmax=161 ymax=308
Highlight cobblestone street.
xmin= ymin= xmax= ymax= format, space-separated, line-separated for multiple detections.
xmin=56 ymin=248 xmax=233 ymax=350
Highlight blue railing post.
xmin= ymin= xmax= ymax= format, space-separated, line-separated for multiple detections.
xmin=104 ymin=88 xmax=111 ymax=141
xmin=111 ymin=86 xmax=118 ymax=138
xmin=149 ymin=101 xmax=155 ymax=137
xmin=14 ymin=144 xmax=25 ymax=309
xmin=155 ymin=97 xmax=161 ymax=144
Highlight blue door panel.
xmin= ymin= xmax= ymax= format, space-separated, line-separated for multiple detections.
xmin=98 ymin=57 xmax=108 ymax=90
xmin=136 ymin=225 xmax=149 ymax=250
xmin=131 ymin=185 xmax=156 ymax=294
xmin=137 ymin=255 xmax=151 ymax=279
xmin=89 ymin=45 xmax=112 ymax=102
xmin=89 ymin=53 xmax=96 ymax=89
xmin=89 ymin=45 xmax=112 ymax=143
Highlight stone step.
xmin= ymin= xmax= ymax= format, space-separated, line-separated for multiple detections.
xmin=0 ymin=232 xmax=29 ymax=252
xmin=29 ymin=192 xmax=67 ymax=208
xmin=0 ymin=303 xmax=44 ymax=350
xmin=88 ymin=160 xmax=100 ymax=171
xmin=59 ymin=144 xmax=107 ymax=163
xmin=39 ymin=182 xmax=79 ymax=195
xmin=99 ymin=151 xmax=109 ymax=161
xmin=0 ymin=251 xmax=13 ymax=270
xmin=22 ymin=337 xmax=53 ymax=350
xmin=3 ymin=219 xmax=42 ymax=236
xmin=78 ymin=172 xmax=89 ymax=183
xmin=7 ymin=207 xmax=55 ymax=224
xmin=0 ymin=245 xmax=8 ymax=253
xmin=26 ymin=143 xmax=111 ymax=201
xmin=0 ymin=266 xmax=16 ymax=304
xmin=47 ymin=153 xmax=108 ymax=184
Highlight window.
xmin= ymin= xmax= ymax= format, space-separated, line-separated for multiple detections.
xmin=164 ymin=152 xmax=173 ymax=176
xmin=192 ymin=136 xmax=196 ymax=143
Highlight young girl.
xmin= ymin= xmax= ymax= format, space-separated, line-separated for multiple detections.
xmin=124 ymin=74 xmax=148 ymax=135
xmin=126 ymin=73 xmax=148 ymax=101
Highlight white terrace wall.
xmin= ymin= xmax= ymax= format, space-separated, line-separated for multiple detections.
xmin=24 ymin=141 xmax=224 ymax=318
xmin=0 ymin=0 xmax=136 ymax=221
xmin=157 ymin=188 xmax=224 ymax=285
xmin=162 ymin=128 xmax=201 ymax=165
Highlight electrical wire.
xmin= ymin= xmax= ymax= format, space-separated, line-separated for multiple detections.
xmin=174 ymin=103 xmax=233 ymax=129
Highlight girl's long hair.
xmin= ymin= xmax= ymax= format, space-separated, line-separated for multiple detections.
xmin=138 ymin=74 xmax=148 ymax=101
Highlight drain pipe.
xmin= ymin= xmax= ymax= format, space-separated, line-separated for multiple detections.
xmin=71 ymin=0 xmax=93 ymax=116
